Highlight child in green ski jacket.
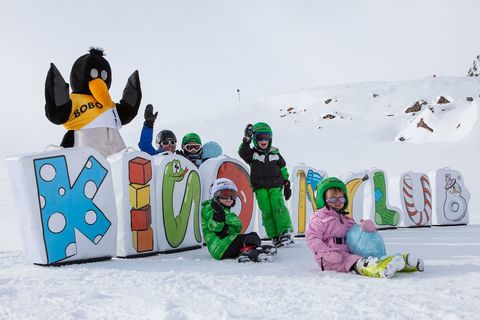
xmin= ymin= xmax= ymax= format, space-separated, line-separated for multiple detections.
xmin=201 ymin=178 xmax=277 ymax=262
xmin=238 ymin=122 xmax=294 ymax=247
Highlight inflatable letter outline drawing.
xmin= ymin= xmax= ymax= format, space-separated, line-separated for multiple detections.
xmin=128 ymin=157 xmax=154 ymax=252
xmin=371 ymin=170 xmax=400 ymax=227
xmin=401 ymin=174 xmax=432 ymax=226
xmin=34 ymin=155 xmax=111 ymax=264
xmin=443 ymin=174 xmax=468 ymax=221
xmin=162 ymin=159 xmax=202 ymax=248
xmin=344 ymin=173 xmax=369 ymax=221
xmin=429 ymin=168 xmax=469 ymax=225
xmin=291 ymin=166 xmax=327 ymax=235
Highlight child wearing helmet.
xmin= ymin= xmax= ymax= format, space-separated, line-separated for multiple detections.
xmin=238 ymin=122 xmax=294 ymax=247
xmin=179 ymin=133 xmax=204 ymax=167
xmin=138 ymin=104 xmax=178 ymax=155
xmin=305 ymin=177 xmax=424 ymax=278
xmin=201 ymin=178 xmax=277 ymax=262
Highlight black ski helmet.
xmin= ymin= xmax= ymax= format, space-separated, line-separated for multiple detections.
xmin=70 ymin=47 xmax=112 ymax=94
xmin=156 ymin=130 xmax=177 ymax=146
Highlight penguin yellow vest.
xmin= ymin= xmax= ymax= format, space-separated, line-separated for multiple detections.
xmin=63 ymin=94 xmax=114 ymax=130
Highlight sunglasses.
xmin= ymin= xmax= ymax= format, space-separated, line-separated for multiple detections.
xmin=160 ymin=140 xmax=176 ymax=146
xmin=255 ymin=133 xmax=271 ymax=141
xmin=218 ymin=189 xmax=237 ymax=200
xmin=184 ymin=143 xmax=202 ymax=152
xmin=325 ymin=196 xmax=347 ymax=204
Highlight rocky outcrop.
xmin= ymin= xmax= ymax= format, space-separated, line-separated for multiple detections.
xmin=417 ymin=118 xmax=434 ymax=132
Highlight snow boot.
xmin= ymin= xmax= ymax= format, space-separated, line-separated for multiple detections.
xmin=275 ymin=232 xmax=295 ymax=248
xmin=400 ymin=253 xmax=424 ymax=272
xmin=238 ymin=247 xmax=274 ymax=263
xmin=355 ymin=255 xmax=405 ymax=278
xmin=260 ymin=244 xmax=277 ymax=256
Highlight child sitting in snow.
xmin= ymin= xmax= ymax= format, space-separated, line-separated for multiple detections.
xmin=305 ymin=177 xmax=424 ymax=278
xmin=201 ymin=178 xmax=277 ymax=262
xmin=238 ymin=122 xmax=294 ymax=247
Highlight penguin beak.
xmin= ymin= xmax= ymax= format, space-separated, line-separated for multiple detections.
xmin=89 ymin=78 xmax=114 ymax=107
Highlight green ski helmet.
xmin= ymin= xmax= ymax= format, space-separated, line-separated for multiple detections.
xmin=182 ymin=132 xmax=202 ymax=146
xmin=315 ymin=177 xmax=349 ymax=209
xmin=252 ymin=122 xmax=272 ymax=149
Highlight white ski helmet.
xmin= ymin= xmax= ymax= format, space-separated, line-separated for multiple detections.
xmin=210 ymin=178 xmax=238 ymax=198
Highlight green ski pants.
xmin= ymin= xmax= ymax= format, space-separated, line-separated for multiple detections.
xmin=255 ymin=187 xmax=292 ymax=238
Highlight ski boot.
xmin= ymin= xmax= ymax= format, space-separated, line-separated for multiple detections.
xmin=271 ymin=236 xmax=280 ymax=247
xmin=260 ymin=244 xmax=277 ymax=256
xmin=275 ymin=232 xmax=295 ymax=248
xmin=238 ymin=247 xmax=274 ymax=263
xmin=400 ymin=253 xmax=424 ymax=272
xmin=355 ymin=255 xmax=405 ymax=278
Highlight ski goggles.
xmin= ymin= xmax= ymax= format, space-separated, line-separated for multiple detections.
xmin=255 ymin=132 xmax=271 ymax=141
xmin=160 ymin=139 xmax=176 ymax=146
xmin=217 ymin=189 xmax=237 ymax=200
xmin=325 ymin=196 xmax=347 ymax=204
xmin=184 ymin=143 xmax=202 ymax=152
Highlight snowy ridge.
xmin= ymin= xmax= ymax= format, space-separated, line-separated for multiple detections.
xmin=125 ymin=76 xmax=480 ymax=222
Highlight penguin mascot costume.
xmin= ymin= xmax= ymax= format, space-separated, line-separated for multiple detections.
xmin=44 ymin=47 xmax=142 ymax=157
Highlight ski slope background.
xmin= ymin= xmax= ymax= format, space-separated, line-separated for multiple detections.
xmin=1 ymin=77 xmax=480 ymax=319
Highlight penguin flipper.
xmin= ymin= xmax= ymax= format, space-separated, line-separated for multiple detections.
xmin=45 ymin=63 xmax=72 ymax=124
xmin=60 ymin=130 xmax=75 ymax=148
xmin=116 ymin=70 xmax=142 ymax=125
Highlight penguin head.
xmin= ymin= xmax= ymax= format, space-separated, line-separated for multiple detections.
xmin=70 ymin=47 xmax=112 ymax=94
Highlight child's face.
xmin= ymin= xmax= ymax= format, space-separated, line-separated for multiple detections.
xmin=160 ymin=140 xmax=177 ymax=153
xmin=258 ymin=140 xmax=269 ymax=149
xmin=184 ymin=143 xmax=202 ymax=154
xmin=219 ymin=197 xmax=234 ymax=207
xmin=324 ymin=189 xmax=346 ymax=211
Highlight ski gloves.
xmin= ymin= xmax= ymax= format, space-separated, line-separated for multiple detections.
xmin=211 ymin=200 xmax=229 ymax=239
xmin=144 ymin=104 xmax=158 ymax=128
xmin=360 ymin=219 xmax=377 ymax=232
xmin=243 ymin=123 xmax=253 ymax=143
xmin=283 ymin=180 xmax=292 ymax=201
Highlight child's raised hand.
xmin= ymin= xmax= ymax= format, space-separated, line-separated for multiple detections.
xmin=243 ymin=124 xmax=253 ymax=142
xmin=144 ymin=104 xmax=158 ymax=128
xmin=361 ymin=219 xmax=377 ymax=232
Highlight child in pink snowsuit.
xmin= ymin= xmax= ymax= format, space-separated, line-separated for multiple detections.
xmin=306 ymin=177 xmax=423 ymax=278
xmin=306 ymin=205 xmax=362 ymax=273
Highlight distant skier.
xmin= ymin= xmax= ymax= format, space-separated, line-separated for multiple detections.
xmin=138 ymin=104 xmax=178 ymax=155
xmin=238 ymin=122 xmax=294 ymax=247
xmin=201 ymin=178 xmax=277 ymax=262
xmin=306 ymin=177 xmax=424 ymax=278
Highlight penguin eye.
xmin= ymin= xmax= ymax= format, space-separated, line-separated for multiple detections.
xmin=90 ymin=68 xmax=99 ymax=79
xmin=101 ymin=70 xmax=108 ymax=81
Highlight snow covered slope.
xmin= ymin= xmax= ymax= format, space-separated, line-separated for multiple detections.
xmin=120 ymin=76 xmax=480 ymax=222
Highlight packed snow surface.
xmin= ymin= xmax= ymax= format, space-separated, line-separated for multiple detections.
xmin=0 ymin=225 xmax=479 ymax=319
